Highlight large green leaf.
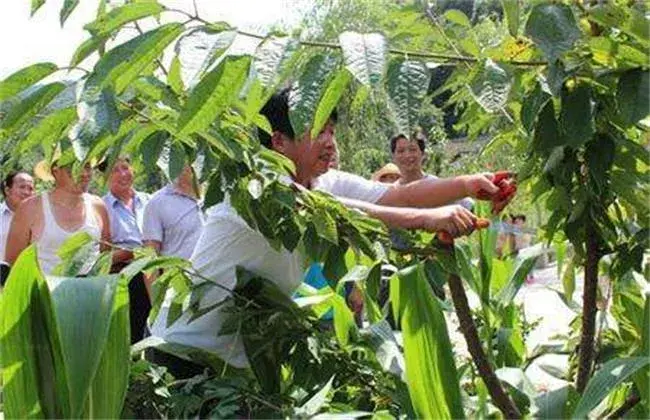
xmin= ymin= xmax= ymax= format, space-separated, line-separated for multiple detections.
xmin=177 ymin=55 xmax=251 ymax=135
xmin=17 ymin=106 xmax=76 ymax=155
xmin=48 ymin=273 xmax=120 ymax=417
xmin=331 ymin=294 xmax=358 ymax=347
xmin=501 ymin=0 xmax=519 ymax=37
xmin=617 ymin=69 xmax=649 ymax=125
xmin=253 ymin=35 xmax=299 ymax=89
xmin=520 ymin=82 xmax=551 ymax=133
xmin=175 ymin=26 xmax=237 ymax=89
xmin=588 ymin=4 xmax=649 ymax=45
xmin=470 ymin=59 xmax=511 ymax=113
xmin=69 ymin=86 xmax=120 ymax=161
xmin=391 ymin=264 xmax=465 ymax=419
xmin=525 ymin=3 xmax=581 ymax=61
xmin=532 ymin=100 xmax=561 ymax=155
xmin=0 ymin=82 xmax=66 ymax=135
xmin=82 ymin=276 xmax=130 ymax=418
xmin=87 ymin=23 xmax=183 ymax=94
xmin=338 ymin=31 xmax=386 ymax=87
xmin=385 ymin=59 xmax=429 ymax=137
xmin=0 ymin=246 xmax=70 ymax=418
xmin=560 ymin=84 xmax=595 ymax=148
xmin=310 ymin=68 xmax=352 ymax=138
xmin=312 ymin=209 xmax=339 ymax=245
xmin=572 ymin=357 xmax=650 ymax=418
xmin=289 ymin=53 xmax=340 ymax=138
xmin=0 ymin=62 xmax=58 ymax=101
xmin=495 ymin=255 xmax=538 ymax=307
xmin=84 ymin=1 xmax=164 ymax=38
xmin=60 ymin=0 xmax=80 ymax=26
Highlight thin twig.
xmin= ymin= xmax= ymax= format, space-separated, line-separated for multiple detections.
xmin=134 ymin=21 xmax=168 ymax=76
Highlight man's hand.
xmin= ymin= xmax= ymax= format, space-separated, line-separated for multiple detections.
xmin=418 ymin=204 xmax=477 ymax=238
xmin=460 ymin=172 xmax=516 ymax=214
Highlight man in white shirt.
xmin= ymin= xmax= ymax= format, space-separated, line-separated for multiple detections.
xmin=1 ymin=172 xmax=35 ymax=284
xmin=149 ymin=88 xmax=512 ymax=374
xmin=143 ymin=165 xmax=204 ymax=260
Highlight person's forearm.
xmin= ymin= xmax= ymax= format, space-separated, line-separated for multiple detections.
xmin=337 ymin=197 xmax=425 ymax=230
xmin=378 ymin=176 xmax=469 ymax=208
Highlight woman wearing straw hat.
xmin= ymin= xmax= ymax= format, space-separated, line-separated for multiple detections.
xmin=4 ymin=152 xmax=111 ymax=276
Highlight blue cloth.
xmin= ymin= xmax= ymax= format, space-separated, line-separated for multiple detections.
xmin=103 ymin=191 xmax=149 ymax=248
xmin=302 ymin=263 xmax=334 ymax=320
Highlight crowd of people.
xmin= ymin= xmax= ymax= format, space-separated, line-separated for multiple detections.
xmin=0 ymin=87 xmax=516 ymax=377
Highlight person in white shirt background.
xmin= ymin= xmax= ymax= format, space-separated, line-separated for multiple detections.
xmin=0 ymin=172 xmax=34 ymax=285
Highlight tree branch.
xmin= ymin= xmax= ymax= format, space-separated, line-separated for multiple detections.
xmin=162 ymin=6 xmax=545 ymax=67
xmin=444 ymin=251 xmax=522 ymax=419
xmin=576 ymin=221 xmax=601 ymax=393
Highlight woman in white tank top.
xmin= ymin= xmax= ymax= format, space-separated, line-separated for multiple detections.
xmin=37 ymin=192 xmax=102 ymax=274
xmin=4 ymin=162 xmax=111 ymax=277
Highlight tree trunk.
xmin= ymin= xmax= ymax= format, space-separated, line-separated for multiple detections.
xmin=576 ymin=223 xmax=601 ymax=393
xmin=447 ymin=272 xmax=522 ymax=419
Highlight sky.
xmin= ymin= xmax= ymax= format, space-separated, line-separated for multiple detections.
xmin=0 ymin=0 xmax=311 ymax=79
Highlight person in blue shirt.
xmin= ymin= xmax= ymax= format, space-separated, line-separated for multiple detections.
xmin=101 ymin=157 xmax=151 ymax=344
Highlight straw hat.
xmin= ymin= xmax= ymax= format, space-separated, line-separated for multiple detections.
xmin=371 ymin=163 xmax=401 ymax=182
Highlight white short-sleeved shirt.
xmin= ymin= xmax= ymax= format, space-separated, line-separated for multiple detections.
xmin=142 ymin=185 xmax=204 ymax=259
xmin=0 ymin=202 xmax=14 ymax=263
xmin=150 ymin=170 xmax=389 ymax=367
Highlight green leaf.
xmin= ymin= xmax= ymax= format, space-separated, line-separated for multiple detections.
xmin=588 ymin=4 xmax=649 ymax=45
xmin=60 ymin=0 xmax=80 ymax=26
xmin=18 ymin=106 xmax=76 ymax=155
xmin=168 ymin=141 xmax=186 ymax=181
xmin=386 ymin=59 xmax=429 ymax=137
xmin=177 ymin=55 xmax=251 ymax=136
xmin=87 ymin=23 xmax=183 ymax=94
xmin=572 ymin=357 xmax=650 ymax=418
xmin=331 ymin=294 xmax=357 ymax=347
xmin=84 ymin=1 xmax=164 ymax=38
xmin=31 ymin=0 xmax=46 ymax=16
xmin=393 ymin=264 xmax=465 ymax=419
xmin=560 ymin=84 xmax=595 ymax=148
xmin=0 ymin=62 xmax=58 ymax=101
xmin=168 ymin=55 xmax=184 ymax=95
xmin=204 ymin=173 xmax=225 ymax=209
xmin=289 ymin=53 xmax=340 ymax=138
xmin=69 ymin=86 xmax=120 ymax=161
xmin=0 ymin=246 xmax=70 ymax=418
xmin=175 ymin=27 xmax=237 ymax=88
xmin=84 ymin=276 xmax=130 ymax=418
xmin=470 ymin=59 xmax=511 ymax=113
xmin=295 ymin=375 xmax=335 ymax=417
xmin=48 ymin=273 xmax=120 ymax=416
xmin=532 ymin=100 xmax=561 ymax=155
xmin=310 ymin=68 xmax=352 ymax=138
xmin=69 ymin=37 xmax=103 ymax=67
xmin=443 ymin=9 xmax=471 ymax=27
xmin=562 ymin=258 xmax=575 ymax=303
xmin=253 ymin=35 xmax=299 ymax=89
xmin=312 ymin=209 xmax=338 ymax=245
xmin=0 ymin=82 xmax=66 ymax=134
xmin=338 ymin=31 xmax=386 ymax=87
xmin=525 ymin=3 xmax=581 ymax=61
xmin=617 ymin=69 xmax=649 ymax=125
xmin=496 ymin=255 xmax=538 ymax=307
xmin=521 ymin=82 xmax=551 ymax=133
xmin=502 ymin=0 xmax=519 ymax=37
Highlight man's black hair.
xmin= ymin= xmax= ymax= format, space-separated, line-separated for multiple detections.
xmin=389 ymin=133 xmax=426 ymax=154
xmin=1 ymin=172 xmax=21 ymax=198
xmin=97 ymin=155 xmax=131 ymax=173
xmin=258 ymin=87 xmax=338 ymax=148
